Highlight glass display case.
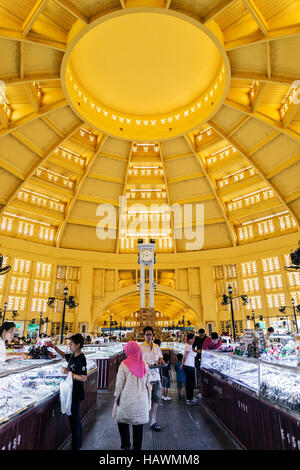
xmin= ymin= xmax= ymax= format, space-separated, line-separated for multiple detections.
xmin=201 ymin=350 xmax=300 ymax=417
xmin=0 ymin=357 xmax=97 ymax=426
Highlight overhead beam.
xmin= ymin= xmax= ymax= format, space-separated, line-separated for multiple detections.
xmin=184 ymin=135 xmax=237 ymax=247
xmin=24 ymin=83 xmax=40 ymax=113
xmin=20 ymin=42 xmax=25 ymax=78
xmin=266 ymin=152 xmax=300 ymax=179
xmin=282 ymin=102 xmax=300 ymax=129
xmin=202 ymin=0 xmax=237 ymax=24
xmin=11 ymin=130 xmax=44 ymax=157
xmin=0 ymin=73 xmax=60 ymax=86
xmin=0 ymin=121 xmax=83 ymax=218
xmin=0 ymin=27 xmax=66 ymax=51
xmin=208 ymin=120 xmax=300 ymax=230
xmin=224 ymin=98 xmax=300 ymax=143
xmin=225 ymin=24 xmax=300 ymax=50
xmin=0 ymin=106 xmax=10 ymax=128
xmin=242 ymin=0 xmax=268 ymax=35
xmin=56 ymin=135 xmax=107 ymax=247
xmin=231 ymin=72 xmax=295 ymax=86
xmin=53 ymin=0 xmax=88 ymax=24
xmin=160 ymin=144 xmax=177 ymax=253
xmin=22 ymin=0 xmax=49 ymax=36
xmin=252 ymin=82 xmax=268 ymax=112
xmin=116 ymin=142 xmax=134 ymax=255
xmin=0 ymin=99 xmax=67 ymax=138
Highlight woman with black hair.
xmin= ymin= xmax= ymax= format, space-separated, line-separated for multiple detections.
xmin=50 ymin=334 xmax=87 ymax=450
xmin=0 ymin=322 xmax=16 ymax=362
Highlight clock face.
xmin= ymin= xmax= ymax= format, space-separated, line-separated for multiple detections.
xmin=141 ymin=250 xmax=153 ymax=262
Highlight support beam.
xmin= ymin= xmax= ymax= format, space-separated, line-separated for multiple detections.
xmin=282 ymin=102 xmax=300 ymax=129
xmin=56 ymin=135 xmax=107 ymax=247
xmin=252 ymin=82 xmax=268 ymax=112
xmin=202 ymin=0 xmax=237 ymax=24
xmin=24 ymin=83 xmax=40 ymax=113
xmin=225 ymin=24 xmax=300 ymax=51
xmin=22 ymin=0 xmax=49 ymax=36
xmin=224 ymin=98 xmax=300 ymax=143
xmin=11 ymin=130 xmax=44 ymax=157
xmin=208 ymin=120 xmax=300 ymax=230
xmin=0 ymin=106 xmax=10 ymax=128
xmin=53 ymin=0 xmax=88 ymax=23
xmin=266 ymin=152 xmax=300 ymax=179
xmin=0 ymin=27 xmax=66 ymax=51
xmin=116 ymin=142 xmax=133 ymax=254
xmin=0 ymin=121 xmax=83 ymax=218
xmin=231 ymin=72 xmax=294 ymax=86
xmin=266 ymin=41 xmax=271 ymax=78
xmin=184 ymin=135 xmax=237 ymax=247
xmin=0 ymin=99 xmax=67 ymax=138
xmin=160 ymin=143 xmax=177 ymax=253
xmin=0 ymin=73 xmax=60 ymax=86
xmin=242 ymin=0 xmax=268 ymax=35
xmin=20 ymin=42 xmax=25 ymax=78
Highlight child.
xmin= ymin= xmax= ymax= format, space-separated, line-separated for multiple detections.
xmin=161 ymin=353 xmax=172 ymax=401
xmin=174 ymin=353 xmax=186 ymax=399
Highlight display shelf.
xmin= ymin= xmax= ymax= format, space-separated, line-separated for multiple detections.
xmin=0 ymin=358 xmax=96 ymax=427
xmin=201 ymin=350 xmax=300 ymax=417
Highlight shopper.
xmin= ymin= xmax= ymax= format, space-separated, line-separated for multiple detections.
xmin=174 ymin=353 xmax=186 ymax=399
xmin=0 ymin=322 xmax=16 ymax=362
xmin=140 ymin=326 xmax=164 ymax=431
xmin=182 ymin=333 xmax=197 ymax=405
xmin=193 ymin=328 xmax=207 ymax=398
xmin=50 ymin=334 xmax=87 ymax=450
xmin=161 ymin=354 xmax=172 ymax=401
xmin=202 ymin=332 xmax=222 ymax=350
xmin=113 ymin=341 xmax=150 ymax=451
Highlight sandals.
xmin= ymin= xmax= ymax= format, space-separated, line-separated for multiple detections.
xmin=150 ymin=423 xmax=161 ymax=432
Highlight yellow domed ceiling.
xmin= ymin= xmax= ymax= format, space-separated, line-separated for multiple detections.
xmin=0 ymin=0 xmax=299 ymax=255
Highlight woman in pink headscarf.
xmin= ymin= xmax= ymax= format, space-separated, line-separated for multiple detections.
xmin=113 ymin=341 xmax=151 ymax=450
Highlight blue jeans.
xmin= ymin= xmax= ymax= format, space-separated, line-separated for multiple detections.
xmin=69 ymin=401 xmax=82 ymax=450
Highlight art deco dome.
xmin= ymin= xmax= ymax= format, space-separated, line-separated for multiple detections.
xmin=0 ymin=0 xmax=299 ymax=255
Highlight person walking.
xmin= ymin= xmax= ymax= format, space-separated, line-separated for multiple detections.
xmin=50 ymin=333 xmax=87 ymax=450
xmin=113 ymin=341 xmax=151 ymax=451
xmin=161 ymin=353 xmax=172 ymax=401
xmin=182 ymin=333 xmax=197 ymax=405
xmin=140 ymin=326 xmax=164 ymax=431
xmin=193 ymin=328 xmax=207 ymax=398
xmin=174 ymin=353 xmax=186 ymax=400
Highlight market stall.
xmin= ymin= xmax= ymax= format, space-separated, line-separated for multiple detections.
xmin=200 ymin=349 xmax=300 ymax=450
xmin=0 ymin=357 xmax=97 ymax=450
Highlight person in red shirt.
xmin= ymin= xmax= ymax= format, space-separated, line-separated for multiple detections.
xmin=202 ymin=332 xmax=222 ymax=350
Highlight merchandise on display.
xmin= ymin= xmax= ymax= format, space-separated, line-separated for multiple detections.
xmin=201 ymin=350 xmax=300 ymax=417
xmin=0 ymin=358 xmax=96 ymax=425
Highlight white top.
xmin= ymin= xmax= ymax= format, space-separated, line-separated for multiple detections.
xmin=184 ymin=343 xmax=196 ymax=367
xmin=140 ymin=342 xmax=163 ymax=382
xmin=113 ymin=362 xmax=151 ymax=425
xmin=0 ymin=337 xmax=7 ymax=362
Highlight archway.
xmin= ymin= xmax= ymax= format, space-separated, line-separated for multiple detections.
xmin=92 ymin=288 xmax=200 ymax=332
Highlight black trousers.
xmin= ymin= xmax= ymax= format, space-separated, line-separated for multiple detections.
xmin=117 ymin=423 xmax=144 ymax=450
xmin=69 ymin=401 xmax=82 ymax=450
xmin=183 ymin=365 xmax=195 ymax=400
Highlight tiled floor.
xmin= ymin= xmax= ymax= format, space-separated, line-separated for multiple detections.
xmin=64 ymin=381 xmax=241 ymax=450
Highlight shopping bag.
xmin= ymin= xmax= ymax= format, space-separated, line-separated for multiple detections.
xmin=60 ymin=372 xmax=73 ymax=416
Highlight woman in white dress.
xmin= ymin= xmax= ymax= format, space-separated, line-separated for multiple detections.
xmin=0 ymin=322 xmax=16 ymax=362
xmin=113 ymin=341 xmax=151 ymax=450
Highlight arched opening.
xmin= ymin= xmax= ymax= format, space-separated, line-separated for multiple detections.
xmin=92 ymin=290 xmax=199 ymax=333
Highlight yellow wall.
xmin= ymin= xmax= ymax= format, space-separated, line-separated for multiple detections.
xmin=0 ymin=231 xmax=299 ymax=335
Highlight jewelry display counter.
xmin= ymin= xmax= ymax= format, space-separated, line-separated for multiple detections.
xmin=200 ymin=350 xmax=300 ymax=450
xmin=0 ymin=358 xmax=97 ymax=450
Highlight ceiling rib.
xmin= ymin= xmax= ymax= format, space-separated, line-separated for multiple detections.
xmin=208 ymin=120 xmax=300 ymax=230
xmin=116 ymin=142 xmax=133 ymax=255
xmin=224 ymin=99 xmax=300 ymax=143
xmin=0 ymin=100 xmax=68 ymax=138
xmin=159 ymin=143 xmax=177 ymax=253
xmin=231 ymin=73 xmax=295 ymax=86
xmin=56 ymin=134 xmax=108 ymax=247
xmin=0 ymin=120 xmax=83 ymax=218
xmin=242 ymin=0 xmax=268 ymax=35
xmin=22 ymin=0 xmax=49 ymax=36
xmin=184 ymin=135 xmax=237 ymax=247
xmin=53 ymin=0 xmax=88 ymax=24
xmin=225 ymin=24 xmax=300 ymax=50
xmin=202 ymin=0 xmax=237 ymax=24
